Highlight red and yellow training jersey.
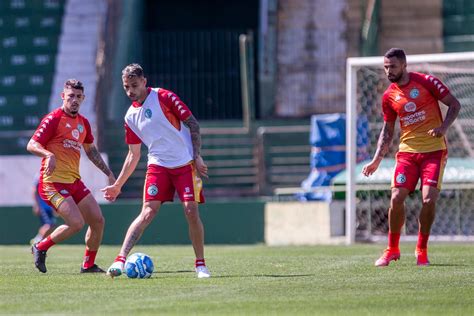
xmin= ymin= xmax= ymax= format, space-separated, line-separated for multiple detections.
xmin=382 ymin=72 xmax=450 ymax=153
xmin=32 ymin=107 xmax=94 ymax=183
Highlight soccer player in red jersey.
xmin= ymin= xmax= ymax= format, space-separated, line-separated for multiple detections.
xmin=27 ymin=79 xmax=115 ymax=273
xmin=362 ymin=48 xmax=461 ymax=266
xmin=102 ymin=64 xmax=211 ymax=278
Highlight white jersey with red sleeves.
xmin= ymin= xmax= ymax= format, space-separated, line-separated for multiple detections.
xmin=124 ymin=87 xmax=194 ymax=168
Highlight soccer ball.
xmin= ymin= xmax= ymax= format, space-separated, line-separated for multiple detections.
xmin=124 ymin=253 xmax=154 ymax=279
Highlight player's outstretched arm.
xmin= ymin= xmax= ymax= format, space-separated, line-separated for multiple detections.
xmin=362 ymin=120 xmax=395 ymax=177
xmin=26 ymin=139 xmax=56 ymax=176
xmin=183 ymin=115 xmax=208 ymax=178
xmin=101 ymin=143 xmax=141 ymax=201
xmin=83 ymin=143 xmax=115 ymax=184
xmin=428 ymin=93 xmax=461 ymax=138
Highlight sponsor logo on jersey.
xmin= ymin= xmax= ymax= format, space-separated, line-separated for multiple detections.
xmin=404 ymin=102 xmax=416 ymax=112
xmin=185 ymin=187 xmax=190 ymax=193
xmin=427 ymin=179 xmax=438 ymax=184
xmin=409 ymin=88 xmax=419 ymax=99
xmin=400 ymin=110 xmax=426 ymax=127
xmin=395 ymin=94 xmax=401 ymax=101
xmin=396 ymin=173 xmax=406 ymax=184
xmin=72 ymin=129 xmax=80 ymax=140
xmin=147 ymin=184 xmax=158 ymax=196
xmin=60 ymin=189 xmax=69 ymax=195
xmin=63 ymin=139 xmax=81 ymax=151
xmin=144 ymin=108 xmax=153 ymax=119
xmin=77 ymin=124 xmax=84 ymax=133
xmin=66 ymin=123 xmax=71 ymax=128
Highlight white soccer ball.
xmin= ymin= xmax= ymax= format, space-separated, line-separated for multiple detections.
xmin=124 ymin=253 xmax=154 ymax=279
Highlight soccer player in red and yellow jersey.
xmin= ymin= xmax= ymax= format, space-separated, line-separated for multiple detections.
xmin=27 ymin=79 xmax=115 ymax=273
xmin=362 ymin=48 xmax=461 ymax=267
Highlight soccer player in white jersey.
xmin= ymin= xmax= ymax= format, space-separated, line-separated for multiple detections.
xmin=102 ymin=63 xmax=211 ymax=278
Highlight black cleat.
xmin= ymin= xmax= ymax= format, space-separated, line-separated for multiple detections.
xmin=80 ymin=264 xmax=106 ymax=273
xmin=31 ymin=244 xmax=47 ymax=273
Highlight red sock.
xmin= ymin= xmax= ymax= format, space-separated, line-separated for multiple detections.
xmin=36 ymin=235 xmax=56 ymax=251
xmin=388 ymin=231 xmax=400 ymax=249
xmin=417 ymin=232 xmax=430 ymax=249
xmin=83 ymin=249 xmax=98 ymax=269
xmin=115 ymin=255 xmax=126 ymax=263
xmin=195 ymin=258 xmax=206 ymax=268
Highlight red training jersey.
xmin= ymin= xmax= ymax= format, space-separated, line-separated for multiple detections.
xmin=32 ymin=107 xmax=94 ymax=183
xmin=382 ymin=72 xmax=450 ymax=153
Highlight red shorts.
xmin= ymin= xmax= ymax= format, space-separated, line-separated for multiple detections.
xmin=392 ymin=150 xmax=447 ymax=192
xmin=38 ymin=179 xmax=91 ymax=210
xmin=144 ymin=163 xmax=205 ymax=203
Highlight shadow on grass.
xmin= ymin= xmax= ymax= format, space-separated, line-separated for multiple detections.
xmin=154 ymin=270 xmax=315 ymax=279
xmin=211 ymin=274 xmax=315 ymax=279
xmin=428 ymin=263 xmax=468 ymax=267
xmin=156 ymin=270 xmax=194 ymax=274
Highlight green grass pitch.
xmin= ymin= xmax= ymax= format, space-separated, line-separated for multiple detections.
xmin=1 ymin=244 xmax=473 ymax=315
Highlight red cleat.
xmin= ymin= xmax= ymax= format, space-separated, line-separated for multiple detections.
xmin=375 ymin=248 xmax=401 ymax=267
xmin=415 ymin=247 xmax=430 ymax=266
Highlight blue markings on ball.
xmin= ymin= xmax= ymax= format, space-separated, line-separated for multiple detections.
xmin=124 ymin=253 xmax=154 ymax=279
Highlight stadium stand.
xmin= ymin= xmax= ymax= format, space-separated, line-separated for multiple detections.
xmin=104 ymin=123 xmax=311 ymax=198
xmin=0 ymin=0 xmax=64 ymax=154
xmin=443 ymin=0 xmax=474 ymax=52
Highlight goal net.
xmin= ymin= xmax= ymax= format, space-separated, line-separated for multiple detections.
xmin=345 ymin=52 xmax=474 ymax=244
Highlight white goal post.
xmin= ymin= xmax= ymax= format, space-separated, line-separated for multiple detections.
xmin=345 ymin=51 xmax=474 ymax=244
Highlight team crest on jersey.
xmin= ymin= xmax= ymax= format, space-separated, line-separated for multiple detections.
xmin=409 ymin=88 xmax=419 ymax=99
xmin=396 ymin=173 xmax=406 ymax=184
xmin=77 ymin=124 xmax=84 ymax=133
xmin=404 ymin=102 xmax=416 ymax=113
xmin=144 ymin=109 xmax=153 ymax=119
xmin=147 ymin=184 xmax=158 ymax=196
xmin=71 ymin=129 xmax=80 ymax=140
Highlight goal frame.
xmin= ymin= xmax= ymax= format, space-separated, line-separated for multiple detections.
xmin=345 ymin=51 xmax=474 ymax=244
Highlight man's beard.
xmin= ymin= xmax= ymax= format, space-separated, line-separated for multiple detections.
xmin=388 ymin=73 xmax=403 ymax=83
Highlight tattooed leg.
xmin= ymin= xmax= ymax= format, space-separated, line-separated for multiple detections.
xmin=118 ymin=201 xmax=161 ymax=257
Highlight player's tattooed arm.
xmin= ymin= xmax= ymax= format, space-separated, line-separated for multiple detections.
xmin=373 ymin=121 xmax=395 ymax=161
xmin=182 ymin=114 xmax=202 ymax=158
xmin=83 ymin=143 xmax=114 ymax=178
xmin=183 ymin=115 xmax=209 ymax=178
xmin=362 ymin=120 xmax=395 ymax=177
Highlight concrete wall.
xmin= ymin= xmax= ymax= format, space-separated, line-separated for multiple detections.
xmin=380 ymin=0 xmax=443 ymax=54
xmin=265 ymin=201 xmax=345 ymax=245
xmin=0 ymin=200 xmax=265 ymax=245
xmin=275 ymin=0 xmax=347 ymax=116
xmin=0 ymin=200 xmax=348 ymax=245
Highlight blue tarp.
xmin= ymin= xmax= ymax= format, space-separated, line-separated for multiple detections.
xmin=299 ymin=113 xmax=369 ymax=201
